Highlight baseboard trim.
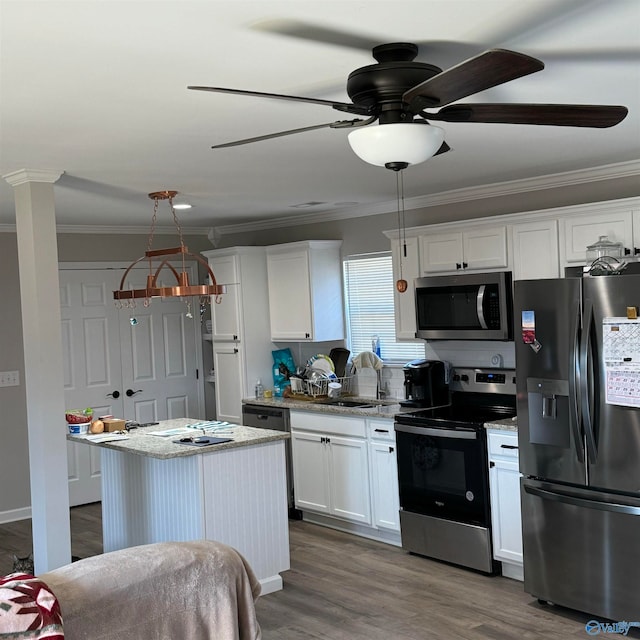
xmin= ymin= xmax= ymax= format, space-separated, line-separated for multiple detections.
xmin=302 ymin=512 xmax=402 ymax=547
xmin=258 ymin=574 xmax=283 ymax=596
xmin=0 ymin=506 xmax=31 ymax=524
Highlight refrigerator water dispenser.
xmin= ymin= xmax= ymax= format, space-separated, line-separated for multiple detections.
xmin=526 ymin=378 xmax=570 ymax=448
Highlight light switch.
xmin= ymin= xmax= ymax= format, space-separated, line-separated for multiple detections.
xmin=0 ymin=371 xmax=20 ymax=387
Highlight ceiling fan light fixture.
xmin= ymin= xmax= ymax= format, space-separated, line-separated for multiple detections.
xmin=347 ymin=122 xmax=445 ymax=167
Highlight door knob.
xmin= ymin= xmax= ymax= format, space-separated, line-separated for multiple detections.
xmin=107 ymin=390 xmax=120 ymax=399
xmin=126 ymin=388 xmax=143 ymax=397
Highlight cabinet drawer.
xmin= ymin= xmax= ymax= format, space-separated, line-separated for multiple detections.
xmin=367 ymin=419 xmax=395 ymax=442
xmin=290 ymin=411 xmax=366 ymax=438
xmin=488 ymin=430 xmax=519 ymax=459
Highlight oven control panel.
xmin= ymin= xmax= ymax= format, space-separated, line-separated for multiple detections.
xmin=450 ymin=367 xmax=516 ymax=395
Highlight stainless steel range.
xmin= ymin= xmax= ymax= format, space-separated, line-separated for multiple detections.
xmin=394 ymin=367 xmax=516 ymax=573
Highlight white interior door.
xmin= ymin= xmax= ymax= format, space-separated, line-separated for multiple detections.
xmin=60 ymin=266 xmax=204 ymax=506
xmin=60 ymin=269 xmax=124 ymax=506
xmin=119 ymin=296 xmax=201 ymax=423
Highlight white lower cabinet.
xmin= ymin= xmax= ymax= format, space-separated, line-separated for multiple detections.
xmin=487 ymin=429 xmax=523 ymax=581
xmin=291 ymin=414 xmax=370 ymax=524
xmin=368 ymin=419 xmax=400 ymax=532
xmin=290 ymin=411 xmax=401 ymax=544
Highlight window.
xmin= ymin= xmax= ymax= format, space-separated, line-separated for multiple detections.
xmin=343 ymin=252 xmax=424 ymax=362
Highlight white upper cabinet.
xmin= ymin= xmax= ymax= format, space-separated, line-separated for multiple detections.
xmin=560 ymin=209 xmax=634 ymax=264
xmin=266 ymin=240 xmax=344 ymax=342
xmin=419 ymin=226 xmax=508 ymax=274
xmin=510 ymin=219 xmax=560 ymax=280
xmin=391 ymin=237 xmax=420 ymax=340
xmin=207 ymin=253 xmax=241 ymax=341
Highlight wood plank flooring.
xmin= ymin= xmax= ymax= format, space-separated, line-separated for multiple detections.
xmin=2 ymin=505 xmax=636 ymax=639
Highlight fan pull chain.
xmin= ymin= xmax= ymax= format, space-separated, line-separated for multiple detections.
xmin=396 ymin=170 xmax=404 ymax=282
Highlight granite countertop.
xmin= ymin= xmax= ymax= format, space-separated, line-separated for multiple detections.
xmin=484 ymin=417 xmax=518 ymax=433
xmin=242 ymin=396 xmax=404 ymax=419
xmin=67 ymin=418 xmax=289 ymax=460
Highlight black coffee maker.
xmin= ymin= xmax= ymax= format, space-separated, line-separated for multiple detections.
xmin=401 ymin=359 xmax=449 ymax=408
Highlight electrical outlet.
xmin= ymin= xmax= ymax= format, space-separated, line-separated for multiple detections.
xmin=0 ymin=371 xmax=20 ymax=387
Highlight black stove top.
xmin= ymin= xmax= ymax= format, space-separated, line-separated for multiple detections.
xmin=396 ymin=391 xmax=516 ymax=431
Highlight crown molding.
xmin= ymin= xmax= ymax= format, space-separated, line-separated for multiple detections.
xmin=382 ymin=195 xmax=640 ymax=239
xmin=1 ymin=160 xmax=638 ymax=237
xmin=214 ymin=159 xmax=640 ymax=236
xmin=2 ymin=169 xmax=64 ymax=186
xmin=0 ymin=223 xmax=212 ymax=235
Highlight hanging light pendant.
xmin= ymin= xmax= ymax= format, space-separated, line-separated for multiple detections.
xmin=113 ymin=191 xmax=225 ymax=307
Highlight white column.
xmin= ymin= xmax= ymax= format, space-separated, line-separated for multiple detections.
xmin=3 ymin=168 xmax=71 ymax=573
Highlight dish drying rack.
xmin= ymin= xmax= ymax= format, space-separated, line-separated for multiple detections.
xmin=290 ymin=376 xmax=353 ymax=398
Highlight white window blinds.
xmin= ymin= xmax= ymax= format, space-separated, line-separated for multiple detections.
xmin=343 ymin=253 xmax=424 ymax=363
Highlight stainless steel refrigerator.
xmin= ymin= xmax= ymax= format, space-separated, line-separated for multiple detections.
xmin=514 ymin=274 xmax=640 ymax=621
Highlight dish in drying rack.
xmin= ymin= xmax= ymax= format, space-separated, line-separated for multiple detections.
xmin=307 ymin=354 xmax=335 ymax=375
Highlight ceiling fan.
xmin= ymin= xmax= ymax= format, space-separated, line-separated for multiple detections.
xmin=188 ymin=42 xmax=628 ymax=170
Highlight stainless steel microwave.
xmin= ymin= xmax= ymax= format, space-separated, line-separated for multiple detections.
xmin=414 ymin=271 xmax=513 ymax=341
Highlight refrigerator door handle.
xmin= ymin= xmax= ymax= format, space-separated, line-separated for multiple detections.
xmin=524 ymin=484 xmax=640 ymax=516
xmin=579 ymin=299 xmax=598 ymax=464
xmin=568 ymin=298 xmax=584 ymax=463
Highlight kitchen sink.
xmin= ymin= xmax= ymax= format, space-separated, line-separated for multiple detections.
xmin=314 ymin=399 xmax=377 ymax=408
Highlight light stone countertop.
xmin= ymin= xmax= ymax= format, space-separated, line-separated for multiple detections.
xmin=242 ymin=396 xmax=404 ymax=419
xmin=67 ymin=417 xmax=289 ymax=460
xmin=484 ymin=417 xmax=518 ymax=433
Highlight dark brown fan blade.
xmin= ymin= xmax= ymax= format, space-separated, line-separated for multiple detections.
xmin=210 ymin=119 xmax=370 ymax=149
xmin=428 ymin=104 xmax=629 ymax=128
xmin=188 ymin=86 xmax=369 ymax=115
xmin=403 ymin=49 xmax=544 ymax=110
xmin=252 ymin=19 xmax=379 ymax=51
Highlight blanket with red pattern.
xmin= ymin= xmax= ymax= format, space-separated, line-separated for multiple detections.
xmin=0 ymin=573 xmax=63 ymax=639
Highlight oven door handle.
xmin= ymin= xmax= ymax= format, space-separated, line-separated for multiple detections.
xmin=394 ymin=424 xmax=478 ymax=440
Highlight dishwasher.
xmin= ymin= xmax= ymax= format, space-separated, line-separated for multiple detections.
xmin=241 ymin=404 xmax=299 ymax=516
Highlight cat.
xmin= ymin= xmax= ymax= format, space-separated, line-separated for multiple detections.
xmin=12 ymin=552 xmax=34 ymax=575
xmin=11 ymin=552 xmax=82 ymax=575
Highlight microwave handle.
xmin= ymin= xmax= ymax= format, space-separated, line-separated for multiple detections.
xmin=476 ymin=285 xmax=488 ymax=329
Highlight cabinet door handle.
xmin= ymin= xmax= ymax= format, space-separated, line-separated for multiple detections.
xmin=389 ymin=446 xmax=394 ymax=453
xmin=305 ymin=333 xmax=310 ymax=339
xmin=107 ymin=390 xmax=120 ymax=399
xmin=374 ymin=429 xmax=389 ymax=433
xmin=233 ymin=348 xmax=239 ymax=354
xmin=500 ymin=444 xmax=519 ymax=450
xmin=463 ymin=262 xmax=468 ymax=269
xmin=635 ymin=247 xmax=640 ymax=256
xmin=456 ymin=263 xmax=462 ymax=269
xmin=490 ymin=461 xmax=495 ymax=468
xmin=233 ymin=334 xmax=238 ymax=340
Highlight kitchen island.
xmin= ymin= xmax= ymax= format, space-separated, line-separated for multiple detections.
xmin=68 ymin=419 xmax=290 ymax=594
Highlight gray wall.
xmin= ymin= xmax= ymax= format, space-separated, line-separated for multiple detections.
xmin=0 ymin=233 xmax=29 ymax=516
xmin=217 ymin=174 xmax=640 ymax=254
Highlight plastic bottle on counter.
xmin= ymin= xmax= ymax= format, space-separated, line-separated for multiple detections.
xmin=371 ymin=335 xmax=381 ymax=358
xmin=255 ymin=379 xmax=264 ymax=399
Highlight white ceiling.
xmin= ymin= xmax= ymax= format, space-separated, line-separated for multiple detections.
xmin=1 ymin=0 xmax=639 ymax=233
